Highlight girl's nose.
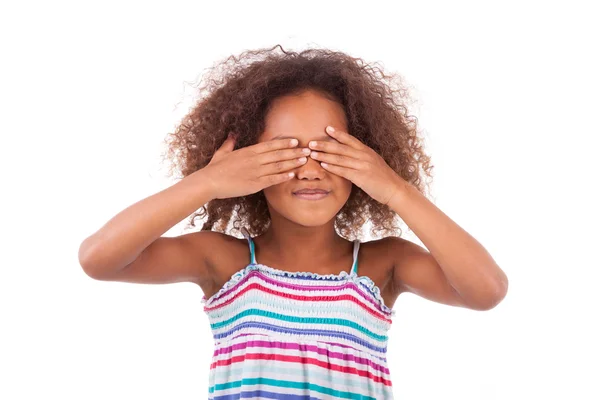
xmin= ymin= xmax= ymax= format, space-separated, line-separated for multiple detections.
xmin=295 ymin=154 xmax=325 ymax=180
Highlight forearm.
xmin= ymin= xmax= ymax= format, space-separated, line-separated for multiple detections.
xmin=78 ymin=168 xmax=215 ymax=273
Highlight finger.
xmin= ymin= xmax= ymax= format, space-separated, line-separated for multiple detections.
xmin=260 ymin=156 xmax=308 ymax=176
xmin=308 ymin=139 xmax=362 ymax=159
xmin=319 ymin=162 xmax=353 ymax=180
xmin=259 ymin=171 xmax=296 ymax=188
xmin=252 ymin=138 xmax=299 ymax=154
xmin=323 ymin=126 xmax=365 ymax=150
xmin=216 ymin=135 xmax=236 ymax=154
xmin=309 ymin=151 xmax=362 ymax=169
xmin=258 ymin=147 xmax=311 ymax=165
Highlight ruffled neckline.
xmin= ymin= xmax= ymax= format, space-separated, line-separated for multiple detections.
xmin=201 ymin=262 xmax=396 ymax=318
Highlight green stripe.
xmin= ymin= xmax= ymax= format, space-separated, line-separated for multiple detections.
xmin=211 ymin=308 xmax=388 ymax=342
xmin=210 ymin=364 xmax=391 ymax=397
xmin=210 ymin=377 xmax=377 ymax=400
xmin=249 ymin=238 xmax=255 ymax=263
xmin=209 ymin=300 xmax=390 ymax=330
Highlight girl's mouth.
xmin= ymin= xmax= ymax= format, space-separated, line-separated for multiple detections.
xmin=292 ymin=190 xmax=330 ymax=200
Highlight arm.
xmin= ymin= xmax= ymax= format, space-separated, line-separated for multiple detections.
xmin=78 ymin=167 xmax=216 ymax=285
xmin=388 ymin=181 xmax=509 ymax=311
xmin=302 ymin=125 xmax=507 ymax=310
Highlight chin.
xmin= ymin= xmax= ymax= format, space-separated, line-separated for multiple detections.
xmin=288 ymin=215 xmax=336 ymax=227
xmin=271 ymin=205 xmax=342 ymax=227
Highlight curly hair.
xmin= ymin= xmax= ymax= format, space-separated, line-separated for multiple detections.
xmin=161 ymin=44 xmax=434 ymax=241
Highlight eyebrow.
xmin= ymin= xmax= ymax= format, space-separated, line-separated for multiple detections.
xmin=269 ymin=135 xmax=334 ymax=141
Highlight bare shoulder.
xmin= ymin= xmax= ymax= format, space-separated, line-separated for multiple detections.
xmin=191 ymin=230 xmax=250 ymax=263
xmin=192 ymin=230 xmax=253 ymax=300
xmin=354 ymin=237 xmax=402 ymax=307
xmin=359 ymin=236 xmax=418 ymax=303
xmin=371 ymin=235 xmax=426 ymax=275
xmin=359 ymin=235 xmax=409 ymax=265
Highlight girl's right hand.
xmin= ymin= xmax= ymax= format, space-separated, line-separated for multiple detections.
xmin=202 ymin=134 xmax=310 ymax=199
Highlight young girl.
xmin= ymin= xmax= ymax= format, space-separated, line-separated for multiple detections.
xmin=79 ymin=45 xmax=508 ymax=399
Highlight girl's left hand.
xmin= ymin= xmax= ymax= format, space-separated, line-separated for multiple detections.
xmin=308 ymin=126 xmax=407 ymax=206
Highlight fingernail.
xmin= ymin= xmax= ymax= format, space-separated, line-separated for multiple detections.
xmin=326 ymin=126 xmax=335 ymax=133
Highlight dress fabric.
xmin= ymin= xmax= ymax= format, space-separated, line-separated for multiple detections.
xmin=201 ymin=228 xmax=396 ymax=399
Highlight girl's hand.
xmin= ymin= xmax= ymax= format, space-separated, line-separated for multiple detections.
xmin=203 ymin=134 xmax=311 ymax=199
xmin=308 ymin=126 xmax=406 ymax=206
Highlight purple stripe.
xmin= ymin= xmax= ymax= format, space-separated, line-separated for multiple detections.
xmin=225 ymin=332 xmax=388 ymax=362
xmin=214 ymin=389 xmax=320 ymax=400
xmin=214 ymin=320 xmax=388 ymax=354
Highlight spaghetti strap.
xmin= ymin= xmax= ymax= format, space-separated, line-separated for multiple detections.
xmin=241 ymin=226 xmax=358 ymax=273
xmin=240 ymin=227 xmax=257 ymax=265
xmin=350 ymin=239 xmax=360 ymax=275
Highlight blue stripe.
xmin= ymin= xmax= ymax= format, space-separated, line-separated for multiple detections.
xmin=211 ymin=308 xmax=388 ymax=341
xmin=208 ymin=293 xmax=390 ymax=328
xmin=211 ymin=377 xmax=377 ymax=400
xmin=213 ymin=321 xmax=388 ymax=354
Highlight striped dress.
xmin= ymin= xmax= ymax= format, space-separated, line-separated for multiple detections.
xmin=201 ymin=228 xmax=396 ymax=399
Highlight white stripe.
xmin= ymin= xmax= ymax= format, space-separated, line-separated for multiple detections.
xmin=211 ymin=333 xmax=391 ymax=371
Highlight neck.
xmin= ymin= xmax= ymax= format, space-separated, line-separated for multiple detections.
xmin=255 ymin=216 xmax=351 ymax=269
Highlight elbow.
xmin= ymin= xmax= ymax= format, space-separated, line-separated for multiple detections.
xmin=78 ymin=239 xmax=93 ymax=275
xmin=473 ymin=278 xmax=509 ymax=311
xmin=78 ymin=238 xmax=110 ymax=281
xmin=79 ymin=243 xmax=100 ymax=280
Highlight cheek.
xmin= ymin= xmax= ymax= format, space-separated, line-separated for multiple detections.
xmin=336 ymin=177 xmax=353 ymax=194
xmin=262 ymin=184 xmax=286 ymax=202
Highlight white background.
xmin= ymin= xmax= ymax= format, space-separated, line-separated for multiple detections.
xmin=1 ymin=0 xmax=598 ymax=399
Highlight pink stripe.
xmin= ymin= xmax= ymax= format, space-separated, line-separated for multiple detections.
xmin=213 ymin=337 xmax=391 ymax=375
xmin=207 ymin=282 xmax=393 ymax=325
xmin=208 ymin=269 xmax=390 ymax=318
xmin=211 ymin=352 xmax=393 ymax=387
xmin=228 ymin=332 xmax=388 ymax=362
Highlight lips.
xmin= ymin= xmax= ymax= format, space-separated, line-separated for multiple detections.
xmin=293 ymin=189 xmax=329 ymax=195
xmin=293 ymin=188 xmax=331 ymax=200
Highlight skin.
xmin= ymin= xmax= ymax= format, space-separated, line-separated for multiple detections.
xmin=92 ymin=89 xmax=506 ymax=311
xmin=203 ymin=88 xmax=508 ymax=311
xmin=256 ymin=89 xmax=354 ymax=269
xmin=202 ymin=88 xmax=400 ymax=309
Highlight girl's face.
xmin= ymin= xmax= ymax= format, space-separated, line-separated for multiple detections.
xmin=257 ymin=89 xmax=353 ymax=227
